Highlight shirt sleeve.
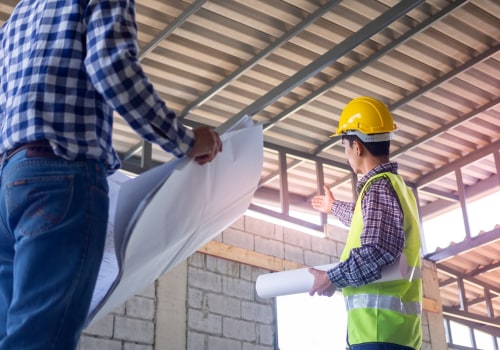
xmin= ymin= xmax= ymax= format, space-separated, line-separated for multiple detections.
xmin=331 ymin=200 xmax=354 ymax=227
xmin=83 ymin=0 xmax=194 ymax=157
xmin=327 ymin=178 xmax=405 ymax=288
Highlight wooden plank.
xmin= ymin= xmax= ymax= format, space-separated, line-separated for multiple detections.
xmin=198 ymin=240 xmax=303 ymax=272
xmin=423 ymin=297 xmax=441 ymax=314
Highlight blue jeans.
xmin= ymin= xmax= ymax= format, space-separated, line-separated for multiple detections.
xmin=0 ymin=144 xmax=109 ymax=349
xmin=349 ymin=343 xmax=416 ymax=350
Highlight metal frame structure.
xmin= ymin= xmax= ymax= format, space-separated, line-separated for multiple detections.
xmin=2 ymin=0 xmax=499 ymax=341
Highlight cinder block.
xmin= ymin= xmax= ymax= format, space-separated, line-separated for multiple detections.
xmin=188 ymin=253 xmax=206 ymax=268
xmin=239 ymin=264 xmax=263 ymax=282
xmin=311 ymin=236 xmax=338 ymax=257
xmin=327 ymin=224 xmax=348 ymax=243
xmin=188 ymin=288 xmax=203 ymax=309
xmin=188 ymin=309 xmax=222 ymax=335
xmin=274 ymin=225 xmax=284 ymax=241
xmin=243 ymin=343 xmax=274 ymax=350
xmin=304 ymin=250 xmax=330 ymax=267
xmin=188 ymin=267 xmax=222 ymax=293
xmin=208 ymin=335 xmax=242 ymax=350
xmin=222 ymin=317 xmax=256 ymax=342
xmin=78 ymin=336 xmax=121 ymax=350
xmin=215 ymin=257 xmax=241 ymax=278
xmin=284 ymin=244 xmax=304 ymax=265
xmin=112 ymin=302 xmax=126 ymax=316
xmin=222 ymin=228 xmax=254 ymax=251
xmin=244 ymin=216 xmax=275 ymax=237
xmin=207 ymin=293 xmax=241 ymax=318
xmin=241 ymin=301 xmax=274 ymax=324
xmin=124 ymin=343 xmax=153 ymax=350
xmin=257 ymin=324 xmax=275 ymax=346
xmin=126 ymin=296 xmax=155 ymax=320
xmin=187 ymin=331 xmax=205 ymax=350
xmin=114 ymin=316 xmax=154 ymax=344
xmin=83 ymin=314 xmax=114 ymax=337
xmin=222 ymin=276 xmax=254 ymax=301
xmin=206 ymin=255 xmax=218 ymax=273
xmin=254 ymin=237 xmax=284 ymax=259
xmin=282 ymin=227 xmax=311 ymax=249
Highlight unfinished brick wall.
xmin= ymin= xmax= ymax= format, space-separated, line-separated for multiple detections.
xmin=79 ymin=284 xmax=156 ymax=350
xmin=78 ymin=215 xmax=443 ymax=349
xmin=186 ymin=253 xmax=275 ymax=350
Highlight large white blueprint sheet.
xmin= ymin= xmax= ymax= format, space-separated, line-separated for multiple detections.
xmin=86 ymin=117 xmax=263 ymax=325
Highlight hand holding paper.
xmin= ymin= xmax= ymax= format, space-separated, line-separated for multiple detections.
xmin=308 ymin=268 xmax=336 ymax=297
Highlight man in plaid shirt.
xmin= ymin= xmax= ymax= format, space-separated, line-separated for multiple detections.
xmin=309 ymin=97 xmax=422 ymax=350
xmin=0 ymin=1 xmax=221 ymax=348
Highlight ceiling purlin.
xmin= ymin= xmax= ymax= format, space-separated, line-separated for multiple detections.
xmin=417 ymin=138 xmax=500 ymax=189
xmin=178 ymin=0 xmax=342 ymax=120
xmin=216 ymin=0 xmax=425 ymax=133
xmin=138 ymin=0 xmax=207 ymax=62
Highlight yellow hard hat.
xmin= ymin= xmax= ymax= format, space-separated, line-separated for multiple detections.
xmin=332 ymin=96 xmax=397 ymax=142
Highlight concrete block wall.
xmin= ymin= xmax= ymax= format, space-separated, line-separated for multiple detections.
xmin=186 ymin=253 xmax=275 ymax=350
xmin=79 ymin=283 xmax=156 ymax=350
xmin=78 ymin=215 xmax=444 ymax=349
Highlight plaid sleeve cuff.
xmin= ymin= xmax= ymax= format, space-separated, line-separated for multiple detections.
xmin=327 ymin=263 xmax=348 ymax=289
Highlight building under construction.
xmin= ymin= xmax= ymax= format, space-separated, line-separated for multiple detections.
xmin=1 ymin=1 xmax=499 ymax=349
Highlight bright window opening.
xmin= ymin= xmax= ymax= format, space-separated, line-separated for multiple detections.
xmin=277 ymin=292 xmax=347 ymax=350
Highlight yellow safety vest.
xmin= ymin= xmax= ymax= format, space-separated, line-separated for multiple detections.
xmin=340 ymin=172 xmax=422 ymax=349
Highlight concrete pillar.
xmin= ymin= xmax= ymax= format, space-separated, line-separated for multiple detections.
xmin=155 ymin=261 xmax=188 ymax=350
xmin=422 ymin=259 xmax=447 ymax=349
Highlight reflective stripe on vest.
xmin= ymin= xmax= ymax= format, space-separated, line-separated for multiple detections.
xmin=345 ymin=294 xmax=422 ymax=315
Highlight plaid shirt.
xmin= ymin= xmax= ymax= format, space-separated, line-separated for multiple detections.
xmin=327 ymin=162 xmax=405 ymax=288
xmin=0 ymin=0 xmax=194 ymax=171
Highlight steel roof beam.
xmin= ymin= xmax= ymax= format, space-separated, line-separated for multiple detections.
xmin=393 ymin=96 xmax=500 ymax=161
xmin=138 ymin=0 xmax=207 ymax=62
xmin=417 ymin=138 xmax=500 ymax=188
xmin=178 ymin=0 xmax=343 ymax=119
xmin=425 ymin=226 xmax=500 ymax=262
xmin=218 ymin=0 xmax=424 ymax=132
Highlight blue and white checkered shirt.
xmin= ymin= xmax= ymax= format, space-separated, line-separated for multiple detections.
xmin=0 ymin=0 xmax=195 ymax=172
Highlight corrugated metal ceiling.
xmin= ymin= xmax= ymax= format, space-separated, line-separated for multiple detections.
xmin=1 ymin=0 xmax=499 ymax=339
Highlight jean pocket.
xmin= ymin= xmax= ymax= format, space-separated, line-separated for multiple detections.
xmin=6 ymin=175 xmax=74 ymax=238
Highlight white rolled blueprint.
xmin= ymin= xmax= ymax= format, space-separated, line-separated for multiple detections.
xmin=86 ymin=116 xmax=263 ymax=325
xmin=256 ymin=254 xmax=418 ymax=298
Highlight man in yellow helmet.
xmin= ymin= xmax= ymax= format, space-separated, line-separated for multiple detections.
xmin=309 ymin=97 xmax=422 ymax=350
